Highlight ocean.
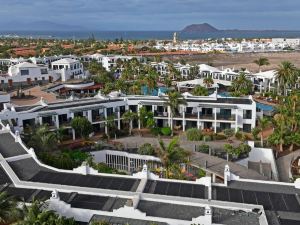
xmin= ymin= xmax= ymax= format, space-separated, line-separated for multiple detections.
xmin=2 ymin=30 xmax=300 ymax=40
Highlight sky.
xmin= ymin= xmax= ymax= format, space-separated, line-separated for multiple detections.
xmin=0 ymin=0 xmax=300 ymax=30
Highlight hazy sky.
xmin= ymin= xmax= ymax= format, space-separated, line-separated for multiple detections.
xmin=0 ymin=0 xmax=300 ymax=30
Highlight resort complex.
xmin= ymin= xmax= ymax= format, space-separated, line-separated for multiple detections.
xmin=1 ymin=36 xmax=300 ymax=225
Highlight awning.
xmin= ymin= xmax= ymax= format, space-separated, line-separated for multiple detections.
xmin=138 ymin=101 xmax=165 ymax=106
xmin=198 ymin=104 xmax=237 ymax=109
xmin=70 ymin=105 xmax=106 ymax=113
xmin=38 ymin=112 xmax=58 ymax=117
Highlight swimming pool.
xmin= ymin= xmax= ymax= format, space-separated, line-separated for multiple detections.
xmin=142 ymin=86 xmax=168 ymax=96
xmin=256 ymin=102 xmax=274 ymax=111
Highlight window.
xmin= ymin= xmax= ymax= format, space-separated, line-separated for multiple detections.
xmin=20 ymin=69 xmax=29 ymax=76
xmin=243 ymin=124 xmax=252 ymax=133
xmin=42 ymin=77 xmax=45 ymax=81
xmin=243 ymin=110 xmax=252 ymax=119
xmin=40 ymin=68 xmax=48 ymax=74
xmin=34 ymin=78 xmax=38 ymax=81
xmin=1 ymin=80 xmax=4 ymax=84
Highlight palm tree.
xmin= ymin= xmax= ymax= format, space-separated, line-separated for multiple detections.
xmin=28 ymin=125 xmax=57 ymax=152
xmin=163 ymin=91 xmax=187 ymax=136
xmin=138 ymin=106 xmax=154 ymax=129
xmin=268 ymin=113 xmax=287 ymax=153
xmin=122 ymin=110 xmax=138 ymax=135
xmin=16 ymin=200 xmax=76 ymax=225
xmin=106 ymin=115 xmax=116 ymax=139
xmin=189 ymin=65 xmax=199 ymax=80
xmin=168 ymin=64 xmax=181 ymax=81
xmin=253 ymin=57 xmax=270 ymax=72
xmin=144 ymin=68 xmax=158 ymax=94
xmin=203 ymin=77 xmax=214 ymax=88
xmin=257 ymin=117 xmax=269 ymax=147
xmin=0 ymin=192 xmax=20 ymax=224
xmin=276 ymin=61 xmax=298 ymax=95
xmin=156 ymin=137 xmax=190 ymax=178
xmin=129 ymin=81 xmax=142 ymax=95
xmin=192 ymin=85 xmax=208 ymax=96
xmin=231 ymin=72 xmax=253 ymax=96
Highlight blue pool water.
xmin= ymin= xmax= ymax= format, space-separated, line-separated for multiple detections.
xmin=218 ymin=92 xmax=231 ymax=97
xmin=218 ymin=92 xmax=274 ymax=111
xmin=142 ymin=86 xmax=168 ymax=96
xmin=256 ymin=102 xmax=274 ymax=111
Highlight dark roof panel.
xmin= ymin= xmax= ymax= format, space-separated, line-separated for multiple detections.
xmin=144 ymin=180 xmax=207 ymax=199
xmin=29 ymin=171 xmax=140 ymax=192
xmin=137 ymin=200 xmax=204 ymax=220
xmin=0 ymin=133 xmax=27 ymax=158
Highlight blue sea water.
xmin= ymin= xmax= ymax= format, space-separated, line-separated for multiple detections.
xmin=2 ymin=30 xmax=300 ymax=40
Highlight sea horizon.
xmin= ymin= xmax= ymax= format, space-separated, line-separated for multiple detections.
xmin=2 ymin=30 xmax=300 ymax=40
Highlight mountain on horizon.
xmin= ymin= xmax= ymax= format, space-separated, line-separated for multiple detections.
xmin=0 ymin=20 xmax=84 ymax=31
xmin=182 ymin=23 xmax=219 ymax=33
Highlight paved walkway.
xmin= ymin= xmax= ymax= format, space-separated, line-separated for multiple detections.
xmin=10 ymin=86 xmax=57 ymax=106
xmin=116 ymin=136 xmax=268 ymax=180
xmin=276 ymin=149 xmax=300 ymax=182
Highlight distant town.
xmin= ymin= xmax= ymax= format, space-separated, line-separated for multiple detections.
xmin=1 ymin=33 xmax=300 ymax=225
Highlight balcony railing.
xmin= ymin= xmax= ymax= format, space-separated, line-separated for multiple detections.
xmin=92 ymin=114 xmax=105 ymax=122
xmin=200 ymin=114 xmax=214 ymax=120
xmin=185 ymin=113 xmax=198 ymax=119
xmin=217 ymin=114 xmax=235 ymax=121
xmin=154 ymin=111 xmax=168 ymax=117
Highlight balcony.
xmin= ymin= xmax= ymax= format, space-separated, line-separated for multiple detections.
xmin=200 ymin=114 xmax=214 ymax=120
xmin=217 ymin=114 xmax=235 ymax=121
xmin=59 ymin=119 xmax=71 ymax=127
xmin=185 ymin=113 xmax=198 ymax=119
xmin=154 ymin=111 xmax=168 ymax=117
xmin=92 ymin=114 xmax=105 ymax=122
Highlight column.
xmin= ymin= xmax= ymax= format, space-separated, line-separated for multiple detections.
xmin=38 ymin=117 xmax=43 ymax=126
xmin=72 ymin=129 xmax=76 ymax=140
xmin=138 ymin=104 xmax=141 ymax=130
xmin=182 ymin=106 xmax=186 ymax=132
xmin=235 ymin=109 xmax=238 ymax=132
xmin=104 ymin=108 xmax=108 ymax=134
xmin=197 ymin=109 xmax=200 ymax=129
xmin=213 ymin=108 xmax=217 ymax=133
xmin=168 ymin=106 xmax=172 ymax=129
xmin=87 ymin=110 xmax=92 ymax=123
xmin=117 ymin=109 xmax=121 ymax=130
xmin=55 ymin=115 xmax=59 ymax=128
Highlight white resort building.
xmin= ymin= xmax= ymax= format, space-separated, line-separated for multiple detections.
xmin=0 ymin=62 xmax=60 ymax=88
xmin=0 ymin=119 xmax=299 ymax=225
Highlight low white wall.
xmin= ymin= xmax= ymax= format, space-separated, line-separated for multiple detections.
xmin=236 ymin=142 xmax=279 ymax=181
xmin=90 ymin=150 xmax=161 ymax=163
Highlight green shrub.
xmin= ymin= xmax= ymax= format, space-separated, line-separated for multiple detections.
xmin=198 ymin=168 xmax=206 ymax=178
xmin=196 ymin=144 xmax=210 ymax=153
xmin=150 ymin=127 xmax=161 ymax=136
xmin=224 ymin=129 xmax=235 ymax=139
xmin=214 ymin=133 xmax=227 ymax=140
xmin=138 ymin=143 xmax=155 ymax=156
xmin=186 ymin=128 xmax=203 ymax=141
xmin=160 ymin=127 xmax=172 ymax=136
xmin=203 ymin=135 xmax=212 ymax=142
xmin=235 ymin=130 xmax=243 ymax=140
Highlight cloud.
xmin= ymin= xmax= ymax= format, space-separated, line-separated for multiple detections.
xmin=0 ymin=0 xmax=299 ymax=30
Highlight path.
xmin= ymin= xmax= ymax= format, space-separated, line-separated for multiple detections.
xmin=10 ymin=86 xmax=57 ymax=106
xmin=116 ymin=136 xmax=268 ymax=180
xmin=276 ymin=149 xmax=300 ymax=182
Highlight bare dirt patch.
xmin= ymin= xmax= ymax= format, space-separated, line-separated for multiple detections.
xmin=163 ymin=51 xmax=300 ymax=72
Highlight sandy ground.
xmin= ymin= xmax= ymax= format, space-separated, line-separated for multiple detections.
xmin=164 ymin=51 xmax=300 ymax=72
xmin=10 ymin=86 xmax=57 ymax=106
